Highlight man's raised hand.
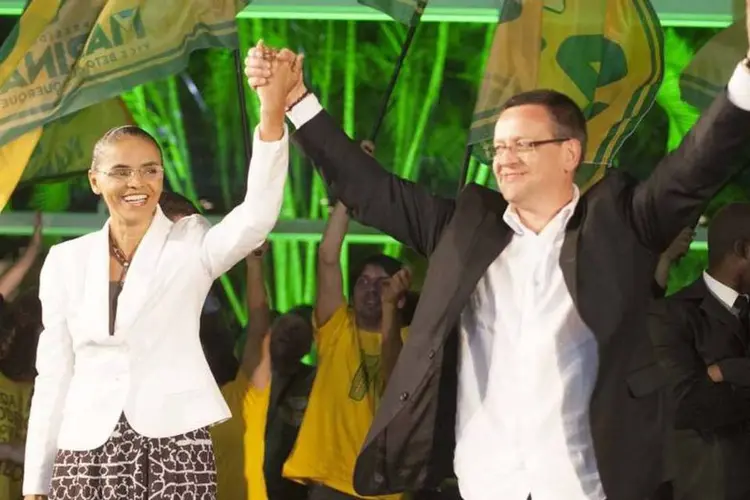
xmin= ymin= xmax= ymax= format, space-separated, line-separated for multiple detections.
xmin=381 ymin=267 xmax=412 ymax=307
xmin=250 ymin=43 xmax=290 ymax=114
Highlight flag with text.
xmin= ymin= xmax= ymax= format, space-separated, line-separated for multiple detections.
xmin=0 ymin=0 xmax=246 ymax=146
xmin=0 ymin=0 xmax=246 ymax=209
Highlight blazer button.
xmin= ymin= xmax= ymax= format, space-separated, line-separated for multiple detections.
xmin=428 ymin=349 xmax=435 ymax=359
xmin=399 ymin=391 xmax=409 ymax=402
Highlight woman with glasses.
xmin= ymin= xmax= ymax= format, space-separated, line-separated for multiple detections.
xmin=22 ymin=52 xmax=294 ymax=500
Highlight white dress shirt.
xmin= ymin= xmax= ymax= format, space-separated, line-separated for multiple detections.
xmin=287 ymin=61 xmax=750 ymax=500
xmin=23 ymin=126 xmax=289 ymax=495
xmin=453 ymin=188 xmax=605 ymax=500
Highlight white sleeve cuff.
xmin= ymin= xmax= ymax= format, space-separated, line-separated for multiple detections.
xmin=252 ymin=122 xmax=288 ymax=147
xmin=286 ymin=93 xmax=323 ymax=129
xmin=726 ymin=61 xmax=750 ymax=111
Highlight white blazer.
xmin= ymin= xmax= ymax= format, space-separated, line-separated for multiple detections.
xmin=22 ymin=127 xmax=289 ymax=495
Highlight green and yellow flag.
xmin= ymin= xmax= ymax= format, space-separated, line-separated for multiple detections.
xmin=0 ymin=0 xmax=246 ymax=208
xmin=0 ymin=0 xmax=245 ymax=145
xmin=357 ymin=0 xmax=428 ymax=25
xmin=469 ymin=0 xmax=664 ymax=190
xmin=680 ymin=20 xmax=746 ymax=111
xmin=0 ymin=128 xmax=41 ymax=209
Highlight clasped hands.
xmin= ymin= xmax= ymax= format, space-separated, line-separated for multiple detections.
xmin=244 ymin=40 xmax=307 ymax=115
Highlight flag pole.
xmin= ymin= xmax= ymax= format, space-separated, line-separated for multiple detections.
xmin=369 ymin=2 xmax=427 ymax=143
xmin=234 ymin=49 xmax=253 ymax=166
xmin=369 ymin=25 xmax=418 ymax=142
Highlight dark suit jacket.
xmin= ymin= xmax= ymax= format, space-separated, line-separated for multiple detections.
xmin=649 ymin=279 xmax=750 ymax=500
xmin=291 ymin=90 xmax=750 ymax=500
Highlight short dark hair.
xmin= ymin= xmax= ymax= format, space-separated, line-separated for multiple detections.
xmin=286 ymin=304 xmax=313 ymax=322
xmin=272 ymin=311 xmax=313 ymax=337
xmin=708 ymin=203 xmax=750 ymax=267
xmin=160 ymin=191 xmax=199 ymax=220
xmin=270 ymin=310 xmax=314 ymax=373
xmin=500 ymin=89 xmax=588 ymax=157
xmin=348 ymin=253 xmax=403 ymax=298
xmin=269 ymin=308 xmax=281 ymax=324
xmin=91 ymin=125 xmax=162 ymax=170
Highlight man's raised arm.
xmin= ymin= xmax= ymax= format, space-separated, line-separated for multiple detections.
xmin=631 ymin=0 xmax=750 ymax=252
xmin=245 ymin=42 xmax=455 ymax=257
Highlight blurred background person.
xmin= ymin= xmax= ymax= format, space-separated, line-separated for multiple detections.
xmin=282 ymin=199 xmax=409 ymax=500
xmin=210 ymin=241 xmax=314 ymax=500
xmin=650 ymin=203 xmax=750 ymax=500
xmin=0 ymin=216 xmax=44 ymax=500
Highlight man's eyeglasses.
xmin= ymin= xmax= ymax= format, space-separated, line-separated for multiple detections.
xmin=94 ymin=166 xmax=164 ymax=181
xmin=486 ymin=137 xmax=570 ymax=159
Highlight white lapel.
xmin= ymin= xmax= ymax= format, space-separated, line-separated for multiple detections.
xmin=80 ymin=221 xmax=110 ymax=339
xmin=114 ymin=206 xmax=173 ymax=334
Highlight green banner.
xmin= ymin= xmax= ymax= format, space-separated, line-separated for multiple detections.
xmin=0 ymin=0 xmax=247 ymax=147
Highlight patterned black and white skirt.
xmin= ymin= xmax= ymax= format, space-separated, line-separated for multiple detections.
xmin=49 ymin=415 xmax=216 ymax=500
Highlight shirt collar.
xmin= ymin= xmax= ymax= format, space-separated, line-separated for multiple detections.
xmin=703 ymin=271 xmax=741 ymax=311
xmin=503 ymin=185 xmax=581 ymax=237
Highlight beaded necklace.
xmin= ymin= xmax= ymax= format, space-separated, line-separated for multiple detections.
xmin=108 ymin=232 xmax=132 ymax=288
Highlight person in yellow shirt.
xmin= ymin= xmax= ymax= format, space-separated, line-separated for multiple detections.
xmin=210 ymin=242 xmax=314 ymax=500
xmin=263 ymin=305 xmax=316 ymax=500
xmin=283 ymin=199 xmax=412 ymax=500
xmin=209 ymin=300 xmax=271 ymax=500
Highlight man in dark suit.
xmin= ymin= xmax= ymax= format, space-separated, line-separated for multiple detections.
xmin=245 ymin=15 xmax=750 ymax=499
xmin=650 ymin=203 xmax=750 ymax=500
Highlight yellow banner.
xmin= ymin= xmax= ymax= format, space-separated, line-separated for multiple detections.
xmin=470 ymin=0 xmax=664 ymax=189
xmin=0 ymin=128 xmax=43 ymax=210
xmin=0 ymin=0 xmax=60 ymax=85
xmin=0 ymin=0 xmax=243 ymax=146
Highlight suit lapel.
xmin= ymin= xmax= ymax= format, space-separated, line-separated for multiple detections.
xmin=366 ymin=194 xmax=512 ymax=445
xmin=452 ymin=209 xmax=513 ymax=307
xmin=678 ymin=278 xmax=748 ymax=352
xmin=114 ymin=206 xmax=172 ymax=334
xmin=700 ymin=291 xmax=736 ymax=327
xmin=369 ymin=196 xmax=512 ymax=443
xmin=697 ymin=281 xmax=748 ymax=350
xmin=81 ymin=223 xmax=111 ymax=339
xmin=560 ymin=195 xmax=586 ymax=310
xmin=425 ymin=190 xmax=512 ymax=335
